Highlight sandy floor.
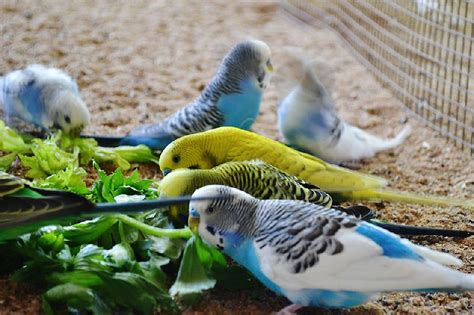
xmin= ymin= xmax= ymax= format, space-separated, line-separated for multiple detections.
xmin=0 ymin=0 xmax=473 ymax=314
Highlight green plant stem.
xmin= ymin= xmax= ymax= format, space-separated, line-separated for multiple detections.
xmin=118 ymin=221 xmax=126 ymax=242
xmin=116 ymin=214 xmax=192 ymax=239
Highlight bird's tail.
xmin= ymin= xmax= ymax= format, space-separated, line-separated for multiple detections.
xmin=82 ymin=128 xmax=174 ymax=150
xmin=360 ymin=125 xmax=412 ymax=152
xmin=372 ymin=221 xmax=473 ymax=237
xmin=337 ymin=188 xmax=474 ymax=209
xmin=81 ymin=134 xmax=125 ymax=147
xmin=459 ymin=274 xmax=474 ymax=291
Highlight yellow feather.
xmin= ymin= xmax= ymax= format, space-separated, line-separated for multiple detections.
xmin=159 ymin=127 xmax=473 ymax=209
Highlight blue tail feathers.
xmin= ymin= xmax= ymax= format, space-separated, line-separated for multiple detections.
xmin=82 ymin=134 xmax=175 ymax=150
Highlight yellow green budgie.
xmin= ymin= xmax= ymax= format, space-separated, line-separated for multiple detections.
xmin=159 ymin=160 xmax=333 ymax=220
xmin=159 ymin=127 xmax=474 ymax=209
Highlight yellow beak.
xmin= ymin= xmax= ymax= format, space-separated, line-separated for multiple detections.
xmin=188 ymin=216 xmax=200 ymax=234
xmin=267 ymin=62 xmax=274 ymax=72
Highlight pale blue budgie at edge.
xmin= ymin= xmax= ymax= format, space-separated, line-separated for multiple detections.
xmin=90 ymin=40 xmax=274 ymax=150
xmin=0 ymin=64 xmax=90 ymax=135
xmin=278 ymin=60 xmax=411 ymax=164
xmin=189 ymin=185 xmax=473 ymax=314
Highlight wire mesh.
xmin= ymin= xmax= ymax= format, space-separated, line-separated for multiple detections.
xmin=280 ymin=0 xmax=474 ymax=154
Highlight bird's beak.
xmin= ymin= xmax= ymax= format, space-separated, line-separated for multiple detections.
xmin=267 ymin=61 xmax=274 ymax=72
xmin=162 ymin=168 xmax=171 ymax=176
xmin=188 ymin=208 xmax=200 ymax=233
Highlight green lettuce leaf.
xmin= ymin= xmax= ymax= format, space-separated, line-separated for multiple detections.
xmin=90 ymin=163 xmax=158 ymax=203
xmin=0 ymin=120 xmax=31 ymax=153
xmin=19 ymin=136 xmax=78 ymax=179
xmin=169 ymin=236 xmax=216 ymax=303
xmin=34 ymin=165 xmax=89 ymax=195
xmin=0 ymin=153 xmax=17 ymax=171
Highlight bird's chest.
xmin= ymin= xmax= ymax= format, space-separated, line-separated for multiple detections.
xmin=224 ymin=238 xmax=284 ymax=296
xmin=216 ymin=80 xmax=262 ymax=130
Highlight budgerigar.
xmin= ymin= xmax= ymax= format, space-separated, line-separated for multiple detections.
xmin=160 ymin=160 xmax=473 ymax=237
xmin=0 ymin=64 xmax=90 ymax=136
xmin=160 ymin=160 xmax=332 ymax=220
xmin=189 ymin=185 xmax=474 ymax=312
xmin=0 ymin=171 xmax=223 ymax=242
xmin=89 ymin=40 xmax=274 ymax=150
xmin=159 ymin=127 xmax=474 ymax=208
xmin=278 ymin=59 xmax=411 ymax=164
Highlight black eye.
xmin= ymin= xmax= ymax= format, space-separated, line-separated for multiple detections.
xmin=64 ymin=115 xmax=71 ymax=123
xmin=172 ymin=154 xmax=180 ymax=163
xmin=207 ymin=207 xmax=214 ymax=214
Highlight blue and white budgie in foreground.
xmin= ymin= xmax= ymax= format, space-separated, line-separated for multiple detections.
xmin=90 ymin=40 xmax=273 ymax=150
xmin=189 ymin=185 xmax=473 ymax=314
xmin=0 ymin=64 xmax=90 ymax=135
xmin=278 ymin=60 xmax=411 ymax=164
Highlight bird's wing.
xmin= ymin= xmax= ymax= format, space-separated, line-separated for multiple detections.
xmin=2 ymin=69 xmax=36 ymax=117
xmin=253 ymin=201 xmax=462 ymax=293
xmin=0 ymin=188 xmax=90 ymax=228
xmin=0 ymin=171 xmax=91 ymax=227
xmin=0 ymin=171 xmax=26 ymax=196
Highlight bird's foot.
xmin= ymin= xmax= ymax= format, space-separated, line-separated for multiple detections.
xmin=275 ymin=304 xmax=303 ymax=315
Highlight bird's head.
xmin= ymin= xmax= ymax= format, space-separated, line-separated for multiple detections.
xmin=188 ymin=185 xmax=258 ymax=249
xmin=159 ymin=168 xmax=215 ymax=222
xmin=159 ymin=131 xmax=222 ymax=176
xmin=220 ymin=39 xmax=273 ymax=90
xmin=52 ymin=91 xmax=91 ymax=135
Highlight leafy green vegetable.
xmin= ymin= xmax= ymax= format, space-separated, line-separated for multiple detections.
xmin=90 ymin=163 xmax=158 ymax=203
xmin=0 ymin=128 xmax=240 ymax=313
xmin=169 ymin=237 xmax=216 ymax=303
xmin=0 ymin=120 xmax=31 ymax=153
xmin=0 ymin=153 xmax=17 ymax=171
xmin=194 ymin=233 xmax=227 ymax=269
xmin=13 ymin=233 xmax=180 ymax=314
xmin=113 ymin=145 xmax=160 ymax=164
xmin=60 ymin=136 xmax=97 ymax=165
xmin=63 ymin=216 xmax=119 ymax=244
xmin=19 ymin=136 xmax=79 ymax=179
xmin=34 ymin=165 xmax=89 ymax=195
xmin=61 ymin=135 xmax=159 ymax=170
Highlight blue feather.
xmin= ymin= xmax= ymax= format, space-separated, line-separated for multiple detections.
xmin=17 ymin=81 xmax=45 ymax=126
xmin=356 ymin=224 xmax=424 ymax=261
xmin=224 ymin=239 xmax=284 ymax=296
xmin=226 ymin=238 xmax=372 ymax=308
xmin=119 ymin=135 xmax=175 ymax=150
xmin=217 ymin=78 xmax=262 ymax=130
xmin=287 ymin=288 xmax=371 ymax=309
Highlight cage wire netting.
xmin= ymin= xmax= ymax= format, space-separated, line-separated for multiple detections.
xmin=280 ymin=0 xmax=474 ymax=154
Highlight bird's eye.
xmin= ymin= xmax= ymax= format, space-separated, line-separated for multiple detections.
xmin=172 ymin=154 xmax=180 ymax=163
xmin=64 ymin=115 xmax=71 ymax=123
xmin=207 ymin=207 xmax=214 ymax=214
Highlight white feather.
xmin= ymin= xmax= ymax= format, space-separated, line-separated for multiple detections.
xmin=402 ymin=240 xmax=463 ymax=266
xmin=256 ymin=226 xmax=471 ymax=293
xmin=0 ymin=76 xmax=4 ymax=106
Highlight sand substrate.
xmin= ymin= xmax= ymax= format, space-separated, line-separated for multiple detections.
xmin=0 ymin=1 xmax=472 ymax=314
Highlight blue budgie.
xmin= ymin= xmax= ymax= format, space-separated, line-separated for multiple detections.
xmin=189 ymin=185 xmax=473 ymax=313
xmin=278 ymin=60 xmax=411 ymax=164
xmin=90 ymin=40 xmax=274 ymax=150
xmin=0 ymin=64 xmax=90 ymax=136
